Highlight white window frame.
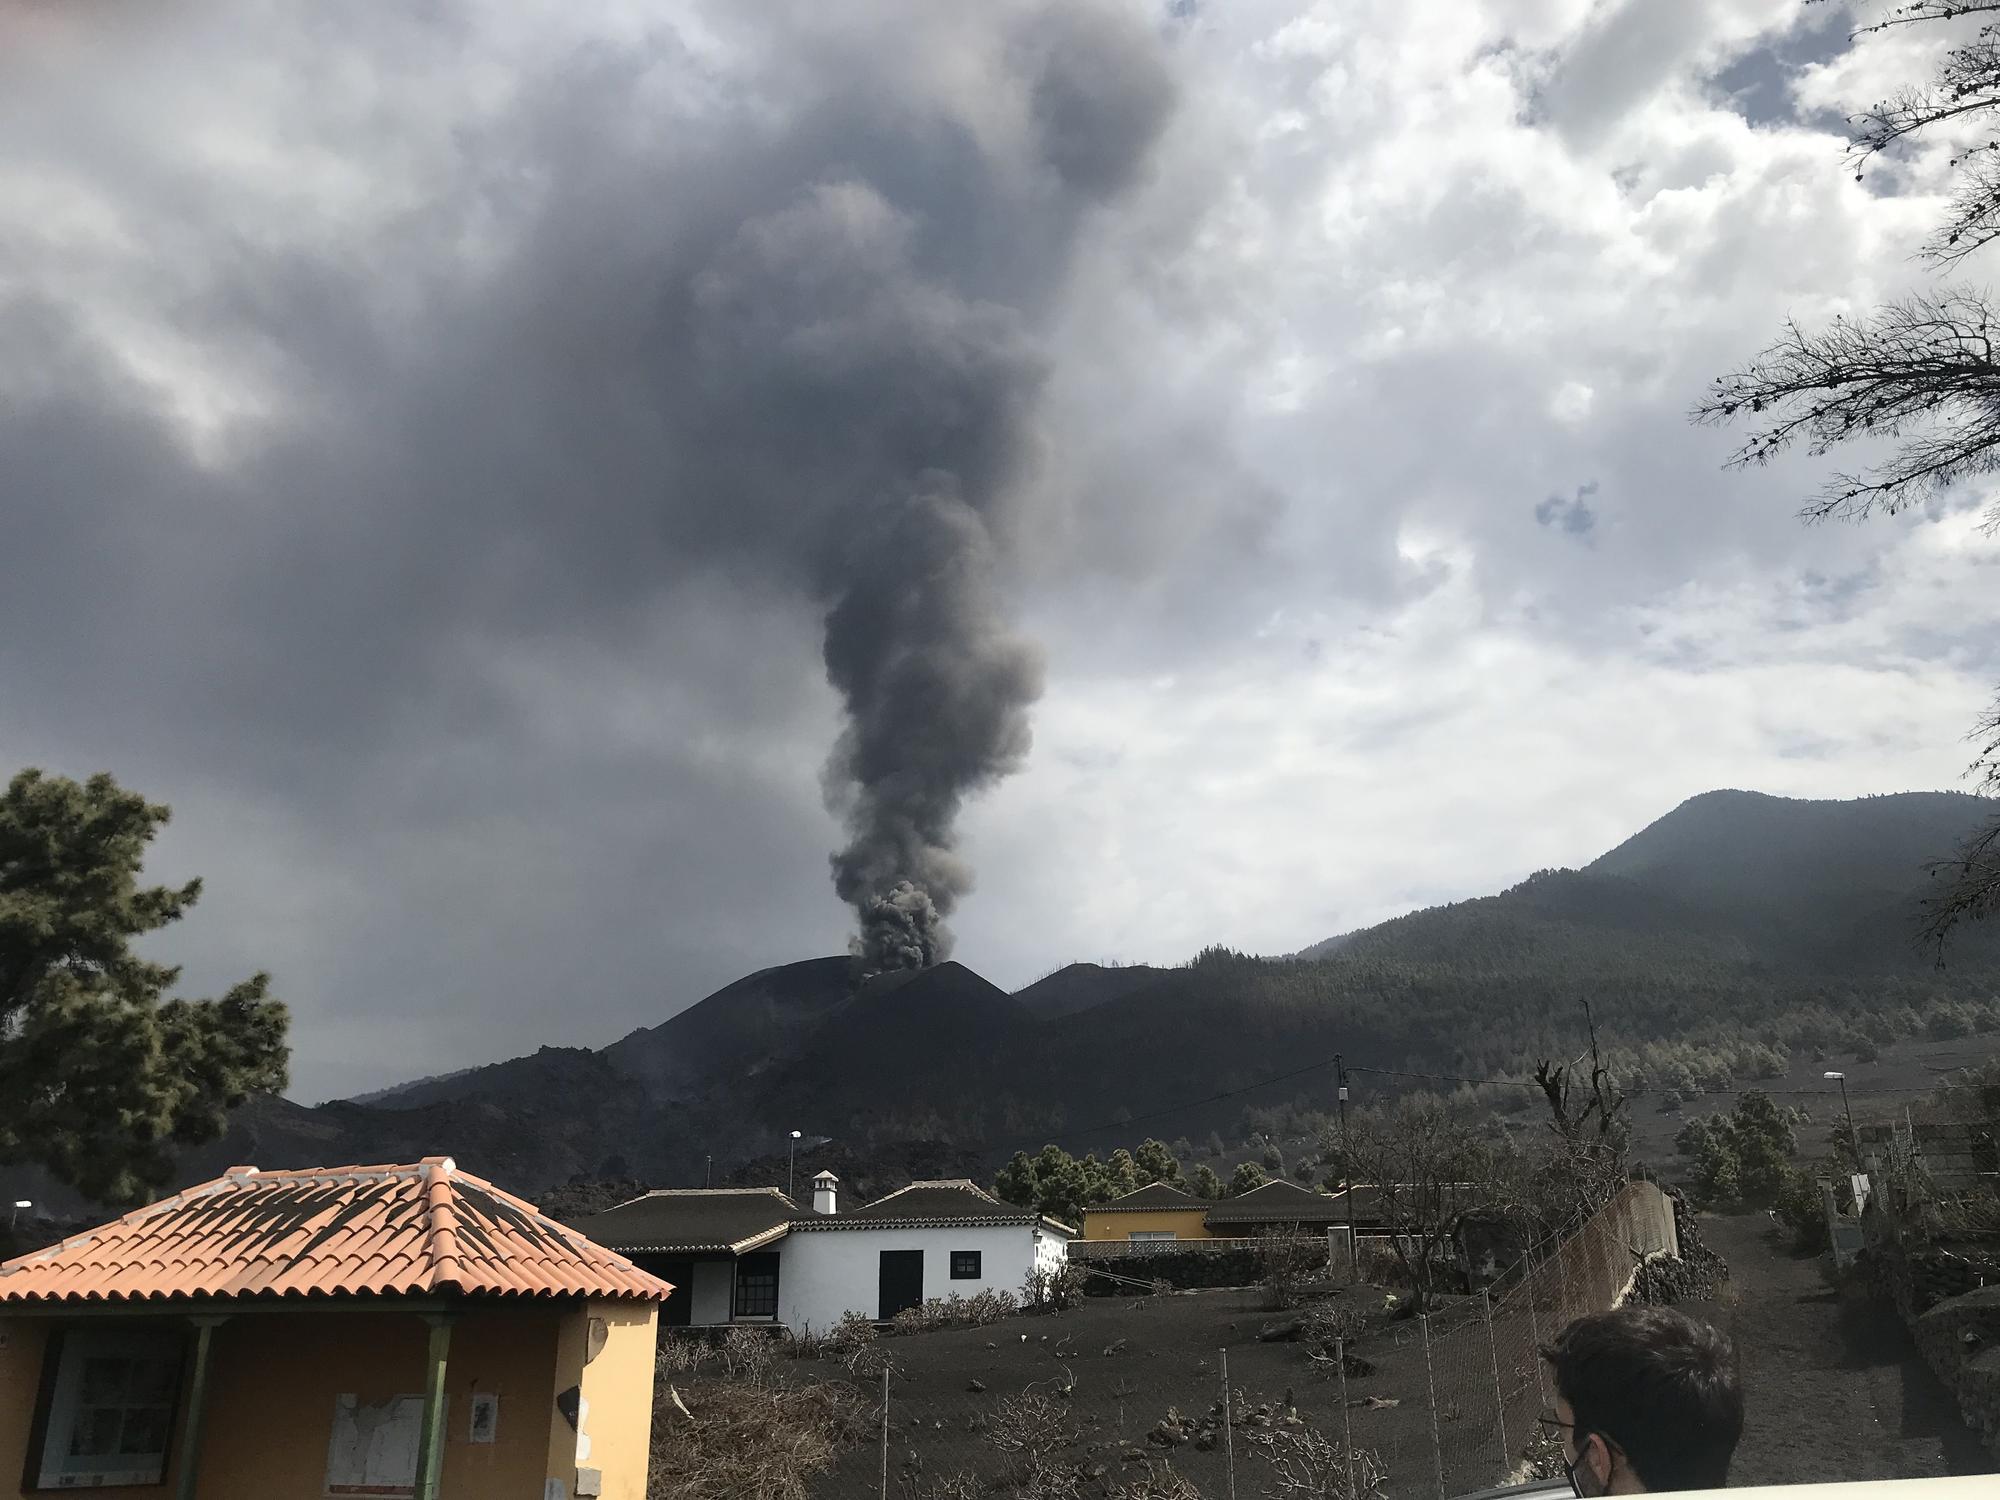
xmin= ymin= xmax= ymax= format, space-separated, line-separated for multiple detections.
xmin=34 ymin=1325 xmax=185 ymax=1490
xmin=1127 ymin=1230 xmax=1177 ymax=1242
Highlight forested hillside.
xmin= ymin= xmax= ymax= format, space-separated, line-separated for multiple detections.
xmin=137 ymin=788 xmax=2000 ymax=1200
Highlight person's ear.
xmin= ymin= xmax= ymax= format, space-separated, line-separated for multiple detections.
xmin=1583 ymin=1432 xmax=1615 ymax=1490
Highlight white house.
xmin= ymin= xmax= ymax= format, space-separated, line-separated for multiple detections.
xmin=580 ymin=1173 xmax=1072 ymax=1335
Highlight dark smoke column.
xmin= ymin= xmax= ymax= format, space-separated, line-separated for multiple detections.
xmin=824 ymin=481 xmax=1044 ymax=977
xmin=672 ymin=5 xmax=1178 ymax=981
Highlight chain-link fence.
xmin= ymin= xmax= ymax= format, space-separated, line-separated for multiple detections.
xmin=649 ymin=1183 xmax=1680 ymax=1500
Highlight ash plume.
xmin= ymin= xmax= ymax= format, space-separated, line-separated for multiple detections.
xmin=824 ymin=483 xmax=1046 ymax=976
xmin=0 ymin=0 xmax=1182 ymax=1010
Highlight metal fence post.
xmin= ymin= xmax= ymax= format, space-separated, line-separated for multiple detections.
xmin=879 ymin=1361 xmax=890 ymax=1500
xmin=1337 ymin=1336 xmax=1357 ymax=1500
xmin=1419 ymin=1313 xmax=1445 ymax=1500
xmin=1525 ymin=1269 xmax=1549 ymax=1410
xmin=1481 ymin=1289 xmax=1510 ymax=1473
xmin=1221 ymin=1347 xmax=1237 ymax=1500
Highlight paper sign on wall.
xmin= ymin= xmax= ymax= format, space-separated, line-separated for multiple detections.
xmin=325 ymin=1393 xmax=443 ymax=1498
xmin=469 ymin=1392 xmax=499 ymax=1444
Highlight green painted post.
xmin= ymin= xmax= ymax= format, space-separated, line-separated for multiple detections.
xmin=174 ymin=1318 xmax=224 ymax=1500
xmin=413 ymin=1315 xmax=455 ymax=1500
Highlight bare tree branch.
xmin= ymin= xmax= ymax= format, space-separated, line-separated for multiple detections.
xmin=1692 ymin=291 xmax=2000 ymax=524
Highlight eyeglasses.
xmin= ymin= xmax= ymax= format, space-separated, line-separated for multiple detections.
xmin=1536 ymin=1414 xmax=1575 ymax=1437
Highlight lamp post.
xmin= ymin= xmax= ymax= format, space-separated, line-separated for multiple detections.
xmin=788 ymin=1130 xmax=803 ymax=1199
xmin=1824 ymin=1071 xmax=1857 ymax=1164
xmin=9 ymin=1200 xmax=29 ymax=1231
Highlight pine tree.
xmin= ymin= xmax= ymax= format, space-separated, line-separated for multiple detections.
xmin=1134 ymin=1136 xmax=1183 ymax=1187
xmin=1227 ymin=1161 xmax=1267 ymax=1197
xmin=0 ymin=769 xmax=290 ymax=1202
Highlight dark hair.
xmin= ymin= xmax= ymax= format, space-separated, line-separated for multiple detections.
xmin=1542 ymin=1307 xmax=1742 ymax=1492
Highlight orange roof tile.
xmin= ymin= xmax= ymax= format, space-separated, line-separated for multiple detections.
xmin=0 ymin=1157 xmax=673 ymax=1306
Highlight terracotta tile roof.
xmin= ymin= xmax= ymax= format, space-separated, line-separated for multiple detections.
xmin=581 ymin=1188 xmax=798 ymax=1255
xmin=1087 ymin=1181 xmax=1212 ymax=1213
xmin=0 ymin=1158 xmax=673 ymax=1306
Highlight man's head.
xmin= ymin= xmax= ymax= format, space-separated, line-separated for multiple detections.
xmin=1542 ymin=1306 xmax=1742 ymax=1494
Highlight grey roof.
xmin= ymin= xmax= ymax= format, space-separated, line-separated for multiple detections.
xmin=580 ymin=1188 xmax=796 ymax=1254
xmin=1204 ymin=1178 xmax=1347 ymax=1225
xmin=791 ymin=1179 xmax=1075 ymax=1237
xmin=1088 ymin=1181 xmax=1212 ymax=1213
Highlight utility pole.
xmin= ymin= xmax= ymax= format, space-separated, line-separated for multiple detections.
xmin=704 ymin=1156 xmax=712 ymax=1189
xmin=1825 ymin=1072 xmax=1857 ymax=1165
xmin=1580 ymin=999 xmax=1602 ymax=1079
xmin=1337 ymin=1055 xmax=1355 ymax=1277
xmin=788 ymin=1130 xmax=803 ymax=1199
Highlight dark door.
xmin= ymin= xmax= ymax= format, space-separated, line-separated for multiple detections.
xmin=656 ymin=1257 xmax=694 ymax=1327
xmin=878 ymin=1249 xmax=923 ymax=1320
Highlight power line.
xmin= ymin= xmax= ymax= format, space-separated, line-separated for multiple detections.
xmin=1347 ymin=1065 xmax=1543 ymax=1090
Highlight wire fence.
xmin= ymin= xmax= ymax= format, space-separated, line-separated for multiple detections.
xmin=715 ymin=1182 xmax=1682 ymax=1500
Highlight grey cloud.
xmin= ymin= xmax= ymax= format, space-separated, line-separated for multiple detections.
xmin=0 ymin=0 xmax=1203 ymax=1091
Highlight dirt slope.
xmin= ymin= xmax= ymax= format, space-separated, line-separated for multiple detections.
xmin=1692 ymin=1214 xmax=1991 ymax=1485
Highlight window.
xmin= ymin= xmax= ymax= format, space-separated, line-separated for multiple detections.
xmin=33 ymin=1327 xmax=185 ymax=1489
xmin=1128 ymin=1230 xmax=1177 ymax=1242
xmin=733 ymin=1252 xmax=780 ymax=1319
xmin=949 ymin=1251 xmax=982 ymax=1280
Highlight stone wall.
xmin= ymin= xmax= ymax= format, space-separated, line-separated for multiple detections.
xmin=1867 ymin=1225 xmax=2000 ymax=1459
xmin=1627 ymin=1188 xmax=1726 ymax=1306
xmin=1913 ymin=1285 xmax=2000 ymax=1456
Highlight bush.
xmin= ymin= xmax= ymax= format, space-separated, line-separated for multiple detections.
xmin=649 ymin=1376 xmax=871 ymax=1500
xmin=890 ymin=1289 xmax=1019 ymax=1335
xmin=656 ymin=1332 xmax=707 ymax=1379
xmin=716 ymin=1325 xmax=776 ymax=1383
xmin=1259 ymin=1229 xmax=1331 ymax=1309
xmin=1023 ymin=1262 xmax=1088 ymax=1311
xmin=1773 ymin=1168 xmax=1830 ymax=1253
xmin=1248 ymin=1425 xmax=1387 ymax=1499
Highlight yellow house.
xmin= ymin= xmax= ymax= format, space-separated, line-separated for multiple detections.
xmin=0 ymin=1158 xmax=672 ymax=1500
xmin=1079 ymin=1181 xmax=1214 ymax=1242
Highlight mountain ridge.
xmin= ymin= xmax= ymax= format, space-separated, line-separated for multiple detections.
xmin=152 ymin=786 xmax=2000 ymax=1203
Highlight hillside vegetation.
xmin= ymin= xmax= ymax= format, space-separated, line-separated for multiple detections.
xmin=169 ymin=789 xmax=2000 ymax=1199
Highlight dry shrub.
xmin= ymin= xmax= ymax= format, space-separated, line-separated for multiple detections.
xmin=648 ymin=1378 xmax=872 ymax=1500
xmin=716 ymin=1324 xmax=776 ymax=1383
xmin=899 ymin=1469 xmax=981 ymax=1500
xmin=1247 ymin=1427 xmax=1388 ymax=1500
xmin=656 ymin=1332 xmax=707 ymax=1379
xmin=1259 ymin=1229 xmax=1331 ymax=1310
xmin=891 ymin=1289 xmax=1019 ymax=1335
xmin=1298 ymin=1302 xmax=1367 ymax=1355
xmin=1351 ymin=1241 xmax=1408 ymax=1289
xmin=826 ymin=1309 xmax=888 ymax=1378
xmin=984 ymin=1389 xmax=1084 ymax=1498
xmin=1113 ymin=1461 xmax=1205 ymax=1498
xmin=986 ymin=1390 xmax=1079 ymax=1460
xmin=1022 ymin=1262 xmax=1087 ymax=1311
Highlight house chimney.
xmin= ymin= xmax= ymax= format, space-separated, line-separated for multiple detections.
xmin=812 ymin=1171 xmax=840 ymax=1216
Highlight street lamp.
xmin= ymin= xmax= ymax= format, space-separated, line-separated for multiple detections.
xmin=1824 ymin=1071 xmax=1857 ymax=1163
xmin=9 ymin=1200 xmax=29 ymax=1231
xmin=788 ymin=1131 xmax=803 ymax=1199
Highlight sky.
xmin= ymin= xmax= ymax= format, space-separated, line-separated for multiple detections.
xmin=6 ymin=0 xmax=2000 ymax=1103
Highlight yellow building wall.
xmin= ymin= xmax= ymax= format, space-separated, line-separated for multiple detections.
xmin=1079 ymin=1208 xmax=1212 ymax=1241
xmin=575 ymin=1299 xmax=659 ymax=1500
xmin=0 ymin=1300 xmax=659 ymax=1500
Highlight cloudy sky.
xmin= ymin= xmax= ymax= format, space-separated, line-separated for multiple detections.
xmin=7 ymin=0 xmax=1998 ymax=1103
